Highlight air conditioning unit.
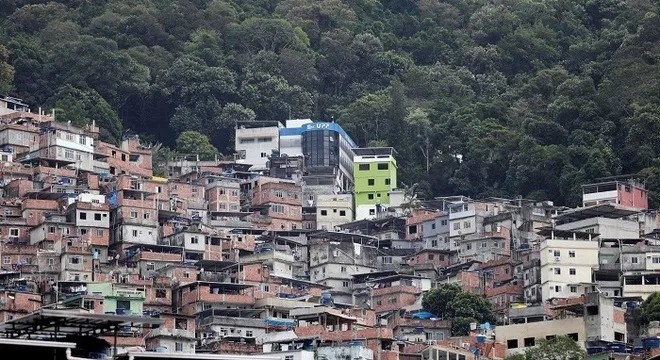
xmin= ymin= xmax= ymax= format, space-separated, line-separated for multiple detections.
xmin=555 ymin=257 xmax=560 ymax=262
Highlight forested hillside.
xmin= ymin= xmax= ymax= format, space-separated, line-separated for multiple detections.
xmin=1 ymin=0 xmax=660 ymax=207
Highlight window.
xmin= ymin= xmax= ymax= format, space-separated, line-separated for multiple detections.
xmin=175 ymin=343 xmax=183 ymax=352
xmin=569 ymin=251 xmax=576 ymax=258
xmin=368 ymin=194 xmax=374 ymax=200
xmin=260 ymin=152 xmax=267 ymax=158
xmin=272 ymin=204 xmax=285 ymax=213
xmin=69 ymin=256 xmax=81 ymax=264
xmin=146 ymin=262 xmax=155 ymax=271
xmin=320 ymin=210 xmax=328 ymax=216
xmin=368 ymin=179 xmax=375 ymax=186
xmin=463 ymin=221 xmax=471 ymax=228
xmin=83 ymin=300 xmax=95 ymax=310
xmin=569 ymin=268 xmax=576 ymax=275
xmin=132 ymin=230 xmax=138 ymax=237
xmin=428 ymin=254 xmax=434 ymax=260
xmin=48 ymin=258 xmax=54 ymax=265
xmin=156 ymin=289 xmax=167 ymax=298
xmin=409 ymin=225 xmax=418 ymax=234
xmin=482 ymin=242 xmax=487 ymax=248
xmin=554 ymin=268 xmax=561 ymax=275
xmin=359 ymin=164 xmax=369 ymax=171
xmin=93 ymin=213 xmax=102 ymax=221
xmin=553 ymin=250 xmax=561 ymax=257
xmin=632 ymin=257 xmax=639 ymax=264
xmin=64 ymin=149 xmax=74 ymax=159
xmin=191 ymin=237 xmax=199 ymax=244
xmin=554 ymin=285 xmax=561 ymax=292
xmin=343 ymin=281 xmax=350 ymax=287
xmin=507 ymin=339 xmax=518 ymax=349
xmin=341 ymin=266 xmax=347 ymax=273
xmin=130 ymin=211 xmax=137 ymax=218
xmin=453 ymin=222 xmax=460 ymax=230
xmin=97 ymin=229 xmax=104 ymax=237
xmin=285 ymin=356 xmax=294 ymax=360
xmin=80 ymin=228 xmax=88 ymax=236
xmin=183 ymin=272 xmax=190 ymax=278
xmin=431 ymin=240 xmax=438 ymax=247
xmin=377 ymin=163 xmax=389 ymax=170
xmin=3 ymin=256 xmax=10 ymax=264
xmin=143 ymin=212 xmax=150 ymax=220
xmin=9 ymin=228 xmax=19 ymax=237
xmin=385 ymin=178 xmax=391 ymax=185
xmin=339 ymin=210 xmax=346 ymax=216
xmin=524 ymin=337 xmax=535 ymax=347
xmin=48 ymin=226 xmax=56 ymax=234
xmin=586 ymin=305 xmax=599 ymax=315
xmin=614 ymin=332 xmax=625 ymax=342
xmin=570 ymin=286 xmax=577 ymax=293
xmin=246 ymin=330 xmax=253 ymax=337
xmin=441 ymin=220 xmax=448 ymax=226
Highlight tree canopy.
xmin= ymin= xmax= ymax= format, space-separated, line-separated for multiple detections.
xmin=175 ymin=131 xmax=220 ymax=161
xmin=505 ymin=336 xmax=586 ymax=360
xmin=642 ymin=291 xmax=660 ymax=324
xmin=422 ymin=283 xmax=496 ymax=336
xmin=2 ymin=0 xmax=660 ymax=205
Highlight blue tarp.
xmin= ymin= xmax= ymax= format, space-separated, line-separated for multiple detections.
xmin=412 ymin=311 xmax=437 ymax=319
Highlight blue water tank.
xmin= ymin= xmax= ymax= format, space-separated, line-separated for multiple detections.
xmin=586 ymin=347 xmax=605 ymax=355
xmin=607 ymin=343 xmax=627 ymax=353
xmin=476 ymin=335 xmax=487 ymax=344
xmin=642 ymin=337 xmax=660 ymax=349
xmin=155 ymin=347 xmax=167 ymax=353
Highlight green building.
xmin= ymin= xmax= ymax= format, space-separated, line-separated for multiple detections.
xmin=87 ymin=282 xmax=145 ymax=315
xmin=352 ymin=147 xmax=398 ymax=220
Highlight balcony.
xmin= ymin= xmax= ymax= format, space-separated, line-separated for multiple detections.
xmin=198 ymin=315 xmax=265 ymax=328
xmin=111 ymin=288 xmax=145 ymax=299
xmin=392 ymin=317 xmax=451 ymax=330
xmin=181 ymin=288 xmax=255 ymax=306
xmin=372 ymin=285 xmax=420 ymax=297
xmin=246 ymin=214 xmax=272 ymax=226
xmin=148 ymin=327 xmax=195 ymax=339
xmin=208 ymin=218 xmax=252 ymax=228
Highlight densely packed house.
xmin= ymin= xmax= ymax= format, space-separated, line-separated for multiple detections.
xmin=2 ymin=96 xmax=660 ymax=360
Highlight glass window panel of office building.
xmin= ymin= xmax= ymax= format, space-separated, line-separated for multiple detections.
xmin=302 ymin=130 xmax=339 ymax=168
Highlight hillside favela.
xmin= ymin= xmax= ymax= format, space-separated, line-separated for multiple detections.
xmin=3 ymin=1 xmax=660 ymax=360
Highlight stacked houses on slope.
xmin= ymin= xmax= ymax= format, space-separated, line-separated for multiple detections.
xmin=0 ymin=96 xmax=660 ymax=360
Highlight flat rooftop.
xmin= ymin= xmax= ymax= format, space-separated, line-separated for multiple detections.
xmin=352 ymin=147 xmax=397 ymax=156
xmin=554 ymin=204 xmax=639 ymax=223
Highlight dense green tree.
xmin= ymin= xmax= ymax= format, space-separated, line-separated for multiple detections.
xmin=422 ymin=284 xmax=496 ymax=336
xmin=2 ymin=0 xmax=660 ymax=205
xmin=506 ymin=336 xmax=586 ymax=360
xmin=0 ymin=44 xmax=14 ymax=95
xmin=642 ymin=291 xmax=660 ymax=324
xmin=175 ymin=131 xmax=220 ymax=161
xmin=422 ymin=284 xmax=462 ymax=320
xmin=46 ymin=86 xmax=124 ymax=145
